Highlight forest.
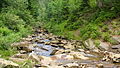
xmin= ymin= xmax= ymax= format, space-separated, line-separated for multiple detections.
xmin=0 ymin=0 xmax=120 ymax=68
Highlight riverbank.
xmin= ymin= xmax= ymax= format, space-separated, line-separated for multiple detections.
xmin=1 ymin=28 xmax=120 ymax=68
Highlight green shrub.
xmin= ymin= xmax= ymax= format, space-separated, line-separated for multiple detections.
xmin=0 ymin=13 xmax=25 ymax=31
xmin=88 ymin=0 xmax=97 ymax=8
xmin=102 ymin=32 xmax=111 ymax=42
xmin=80 ymin=24 xmax=101 ymax=40
xmin=0 ymin=27 xmax=12 ymax=36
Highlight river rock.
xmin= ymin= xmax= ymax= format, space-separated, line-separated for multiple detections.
xmin=112 ymin=35 xmax=120 ymax=43
xmin=28 ymin=53 xmax=42 ymax=62
xmin=0 ymin=58 xmax=19 ymax=68
xmin=22 ymin=46 xmax=33 ymax=52
xmin=48 ymin=65 xmax=64 ymax=68
xmin=12 ymin=53 xmax=28 ymax=59
xmin=40 ymin=56 xmax=57 ymax=65
xmin=69 ymin=52 xmax=89 ymax=60
xmin=103 ymin=64 xmax=116 ymax=68
xmin=99 ymin=41 xmax=110 ymax=50
xmin=50 ymin=40 xmax=60 ymax=44
xmin=44 ymin=42 xmax=51 ymax=45
xmin=9 ymin=58 xmax=27 ymax=63
xmin=78 ymin=49 xmax=85 ymax=52
xmin=50 ymin=49 xmax=59 ymax=55
xmin=20 ymin=50 xmax=27 ymax=54
xmin=103 ymin=52 xmax=120 ymax=63
xmin=111 ymin=44 xmax=120 ymax=49
xmin=22 ymin=38 xmax=33 ymax=41
xmin=84 ymin=39 xmax=96 ymax=50
xmin=55 ymin=49 xmax=66 ymax=54
xmin=60 ymin=40 xmax=68 ymax=44
xmin=64 ymin=43 xmax=75 ymax=49
xmin=11 ymin=41 xmax=31 ymax=47
xmin=54 ymin=54 xmax=74 ymax=60
xmin=64 ymin=63 xmax=79 ymax=68
xmin=112 ymin=54 xmax=120 ymax=63
xmin=96 ymin=64 xmax=103 ymax=68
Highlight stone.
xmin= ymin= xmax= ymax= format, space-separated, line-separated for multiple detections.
xmin=37 ymin=40 xmax=45 ymax=43
xmin=50 ymin=54 xmax=74 ymax=61
xmin=50 ymin=49 xmax=58 ymax=55
xmin=44 ymin=42 xmax=51 ymax=45
xmin=78 ymin=49 xmax=85 ymax=52
xmin=103 ymin=64 xmax=116 ymax=68
xmin=111 ymin=45 xmax=120 ymax=49
xmin=48 ymin=65 xmax=64 ymax=68
xmin=69 ymin=52 xmax=89 ymax=60
xmin=9 ymin=58 xmax=27 ymax=63
xmin=0 ymin=58 xmax=19 ymax=68
xmin=84 ymin=39 xmax=96 ymax=50
xmin=22 ymin=46 xmax=33 ymax=52
xmin=64 ymin=43 xmax=75 ymax=49
xmin=92 ymin=48 xmax=100 ymax=52
xmin=96 ymin=64 xmax=103 ymax=68
xmin=22 ymin=38 xmax=33 ymax=41
xmin=34 ymin=64 xmax=48 ymax=68
xmin=11 ymin=41 xmax=31 ymax=47
xmin=40 ymin=56 xmax=56 ymax=65
xmin=50 ymin=40 xmax=60 ymax=44
xmin=103 ymin=52 xmax=120 ymax=63
xmin=60 ymin=40 xmax=67 ymax=44
xmin=64 ymin=63 xmax=79 ymax=68
xmin=99 ymin=41 xmax=110 ymax=50
xmin=12 ymin=53 xmax=28 ymax=59
xmin=55 ymin=49 xmax=65 ymax=54
xmin=28 ymin=53 xmax=42 ymax=62
xmin=112 ymin=54 xmax=120 ymax=63
xmin=19 ymin=50 xmax=27 ymax=54
xmin=112 ymin=35 xmax=120 ymax=43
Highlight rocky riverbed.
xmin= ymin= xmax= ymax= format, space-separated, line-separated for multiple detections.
xmin=1 ymin=28 xmax=120 ymax=68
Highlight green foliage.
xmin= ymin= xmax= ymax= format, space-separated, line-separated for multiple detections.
xmin=0 ymin=13 xmax=25 ymax=31
xmin=0 ymin=0 xmax=36 ymax=56
xmin=0 ymin=49 xmax=17 ymax=59
xmin=93 ymin=11 xmax=116 ymax=23
xmin=80 ymin=24 xmax=101 ymax=40
xmin=65 ymin=21 xmax=81 ymax=30
xmin=39 ymin=0 xmax=120 ymax=42
xmin=88 ymin=0 xmax=97 ymax=8
xmin=0 ymin=27 xmax=12 ymax=36
xmin=102 ymin=32 xmax=111 ymax=42
xmin=4 ymin=0 xmax=28 ymax=9
xmin=94 ymin=40 xmax=100 ymax=47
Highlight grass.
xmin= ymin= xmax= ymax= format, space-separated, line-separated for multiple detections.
xmin=0 ymin=49 xmax=17 ymax=59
